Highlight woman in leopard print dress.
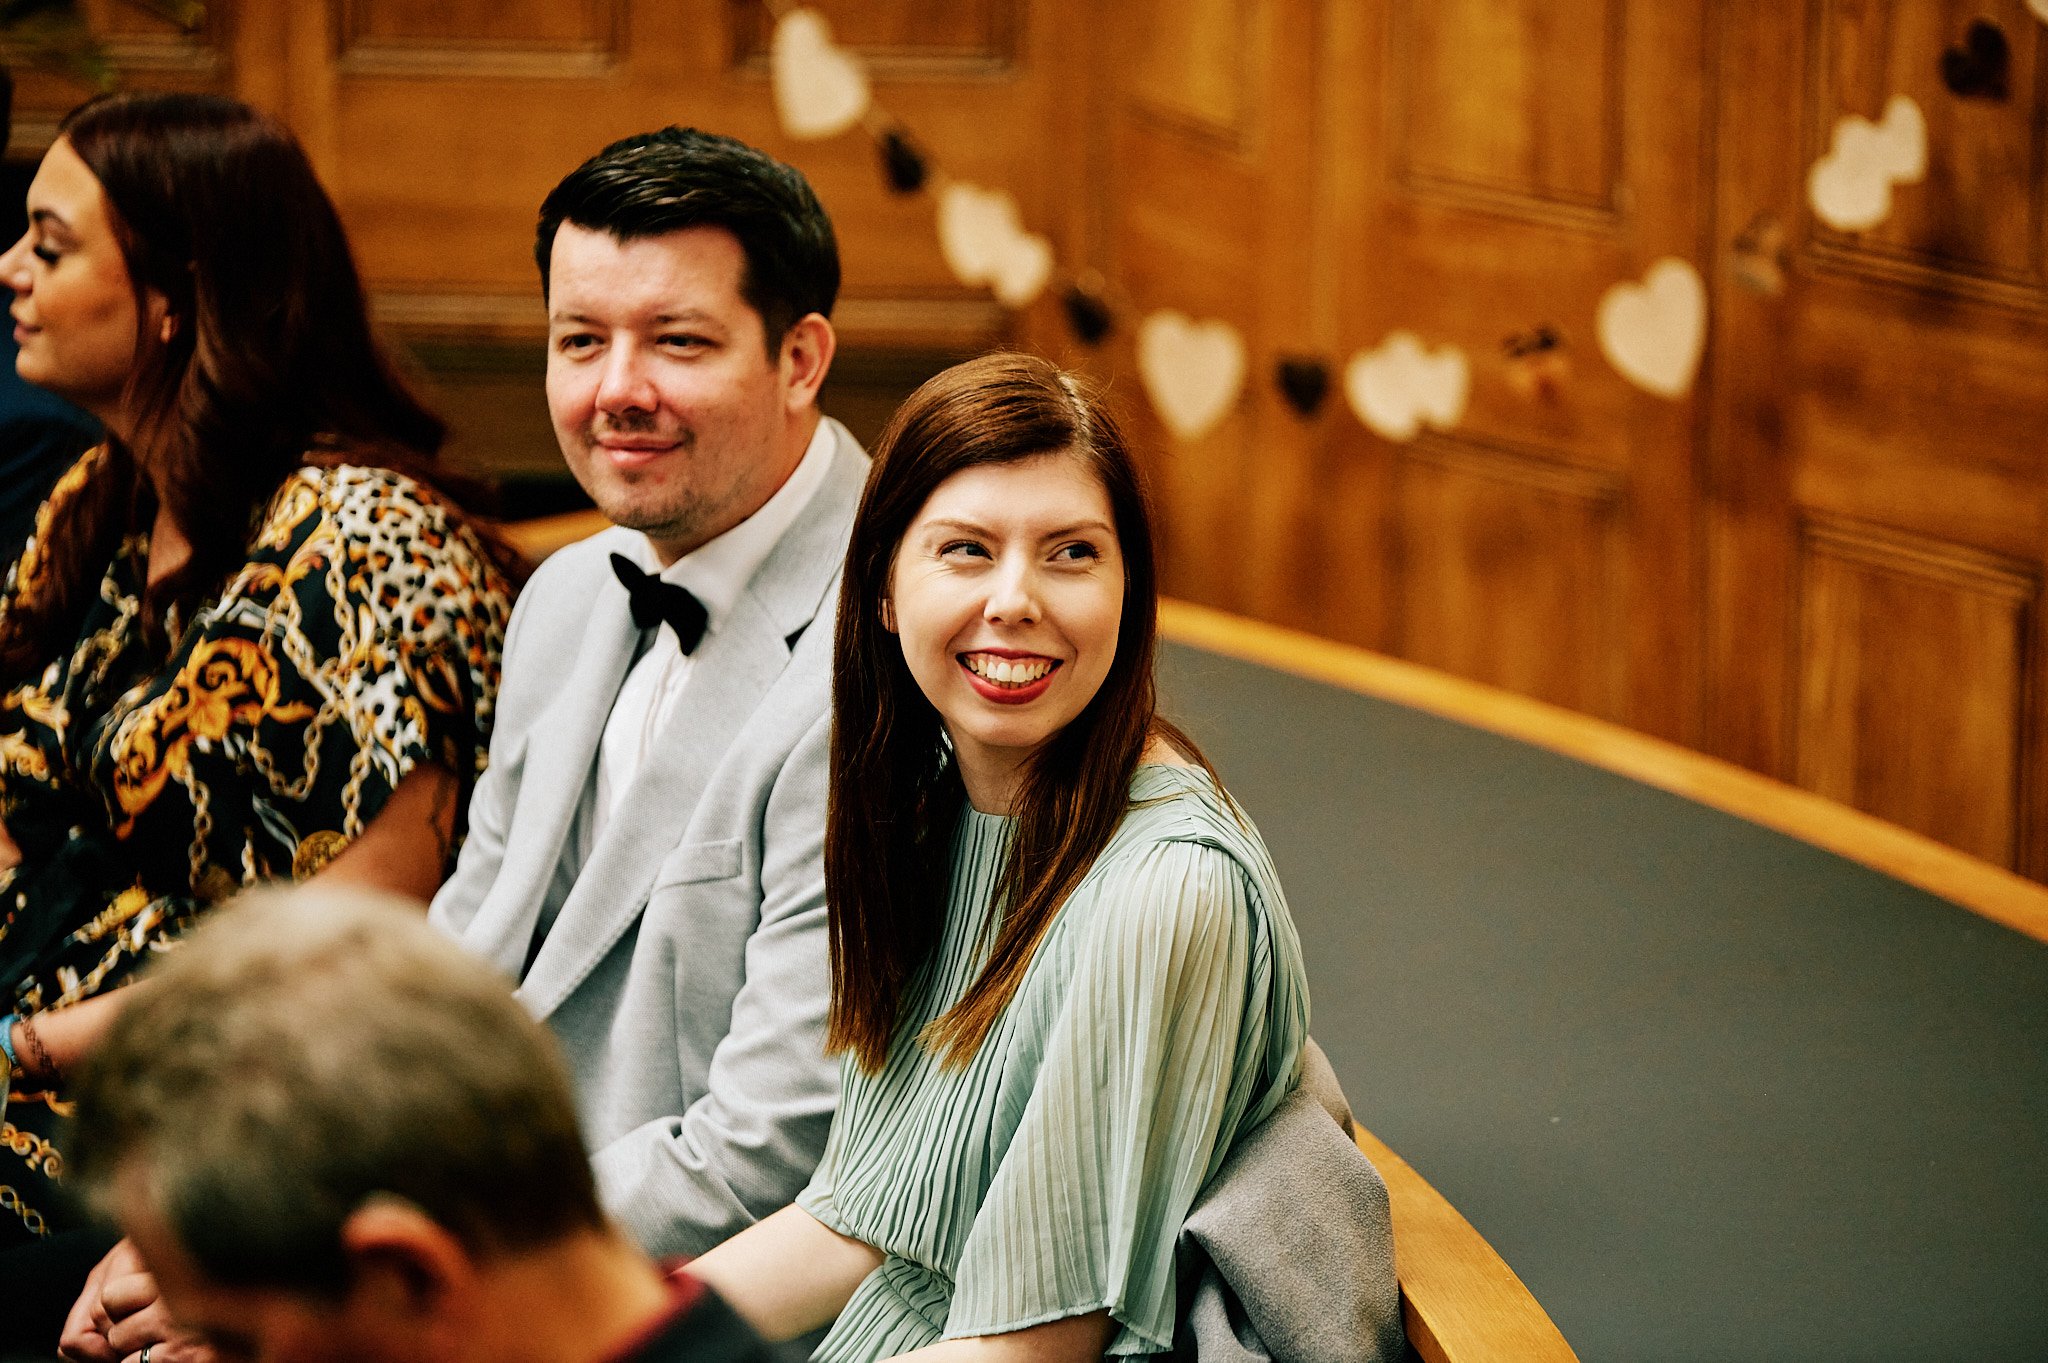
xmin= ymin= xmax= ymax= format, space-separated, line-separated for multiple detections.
xmin=0 ymin=92 xmax=519 ymax=1326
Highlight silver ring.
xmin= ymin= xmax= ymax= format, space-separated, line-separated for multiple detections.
xmin=140 ymin=1349 xmax=151 ymax=1363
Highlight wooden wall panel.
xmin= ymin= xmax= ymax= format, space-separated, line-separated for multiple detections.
xmin=340 ymin=0 xmax=620 ymax=48
xmin=1396 ymin=440 xmax=1624 ymax=717
xmin=336 ymin=1 xmax=624 ymax=76
xmin=1809 ymin=0 xmax=2045 ymax=301
xmin=1390 ymin=0 xmax=1621 ymax=218
xmin=1792 ymin=520 xmax=2035 ymax=866
xmin=729 ymin=0 xmax=1021 ymax=72
xmin=1326 ymin=0 xmax=1709 ymax=743
xmin=1710 ymin=0 xmax=2048 ymax=872
xmin=1126 ymin=0 xmax=1253 ymax=142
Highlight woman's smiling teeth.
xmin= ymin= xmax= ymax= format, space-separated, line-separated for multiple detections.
xmin=961 ymin=652 xmax=1058 ymax=687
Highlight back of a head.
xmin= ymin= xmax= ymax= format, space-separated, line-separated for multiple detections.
xmin=535 ymin=126 xmax=839 ymax=349
xmin=69 ymin=886 xmax=603 ymax=1296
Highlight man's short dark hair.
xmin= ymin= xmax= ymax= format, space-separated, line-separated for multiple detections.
xmin=535 ymin=126 xmax=839 ymax=352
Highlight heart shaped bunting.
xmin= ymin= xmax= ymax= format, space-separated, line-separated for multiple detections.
xmin=1137 ymin=311 xmax=1248 ymax=442
xmin=1595 ymin=258 xmax=1706 ymax=400
xmin=1343 ymin=333 xmax=1471 ymax=442
xmin=771 ymin=9 xmax=871 ymax=141
xmin=936 ymin=182 xmax=1054 ymax=308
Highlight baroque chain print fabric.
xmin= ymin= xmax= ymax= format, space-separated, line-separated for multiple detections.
xmin=0 ymin=449 xmax=512 ymax=1240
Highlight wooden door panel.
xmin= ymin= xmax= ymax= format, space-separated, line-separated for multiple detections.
xmin=1365 ymin=205 xmax=1640 ymax=467
xmin=729 ymin=0 xmax=1021 ymax=71
xmin=1324 ymin=0 xmax=1709 ymax=742
xmin=1710 ymin=0 xmax=2048 ymax=873
xmin=1810 ymin=0 xmax=2045 ymax=296
xmin=1126 ymin=0 xmax=1254 ymax=138
xmin=1390 ymin=0 xmax=1621 ymax=216
xmin=1792 ymin=519 xmax=2034 ymax=865
xmin=1396 ymin=440 xmax=1624 ymax=716
xmin=338 ymin=0 xmax=622 ymax=49
xmin=1788 ymin=295 xmax=2048 ymax=562
xmin=305 ymin=0 xmax=1058 ymax=350
xmin=1088 ymin=0 xmax=1346 ymax=637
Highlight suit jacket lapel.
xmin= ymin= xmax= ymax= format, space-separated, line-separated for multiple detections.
xmin=458 ymin=570 xmax=641 ymax=978
xmin=517 ymin=594 xmax=787 ymax=1016
xmin=516 ymin=421 xmax=870 ymax=1017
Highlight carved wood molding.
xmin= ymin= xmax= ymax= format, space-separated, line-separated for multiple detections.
xmin=1400 ymin=431 xmax=1626 ymax=507
xmin=727 ymin=0 xmax=1024 ymax=80
xmin=1801 ymin=2 xmax=2048 ymax=312
xmin=1385 ymin=0 xmax=1626 ymax=231
xmin=1797 ymin=514 xmax=2039 ymax=604
xmin=1802 ymin=237 xmax=2048 ymax=315
xmin=1789 ymin=514 xmax=2038 ymax=869
xmin=371 ymin=289 xmax=1009 ymax=350
xmin=334 ymin=0 xmax=627 ymax=79
xmin=0 ymin=29 xmax=223 ymax=79
xmin=1122 ymin=0 xmax=1261 ymax=156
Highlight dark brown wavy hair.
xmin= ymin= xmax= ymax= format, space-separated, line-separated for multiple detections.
xmin=826 ymin=352 xmax=1211 ymax=1071
xmin=0 ymin=92 xmax=516 ymax=677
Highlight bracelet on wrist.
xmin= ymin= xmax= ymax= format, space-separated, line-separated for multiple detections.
xmin=17 ymin=1013 xmax=55 ymax=1084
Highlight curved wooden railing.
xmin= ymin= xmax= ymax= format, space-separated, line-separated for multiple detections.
xmin=1357 ymin=1124 xmax=1578 ymax=1362
xmin=1160 ymin=599 xmax=2048 ymax=948
xmin=506 ymin=506 xmax=611 ymax=561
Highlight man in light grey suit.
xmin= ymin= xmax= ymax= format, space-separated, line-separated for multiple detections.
xmin=429 ymin=128 xmax=865 ymax=1258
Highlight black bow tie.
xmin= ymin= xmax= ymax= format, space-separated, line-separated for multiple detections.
xmin=610 ymin=553 xmax=708 ymax=653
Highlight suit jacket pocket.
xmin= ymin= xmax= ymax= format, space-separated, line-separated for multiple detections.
xmin=649 ymin=837 xmax=743 ymax=892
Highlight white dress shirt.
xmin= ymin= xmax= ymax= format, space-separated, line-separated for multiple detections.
xmin=589 ymin=418 xmax=838 ymax=842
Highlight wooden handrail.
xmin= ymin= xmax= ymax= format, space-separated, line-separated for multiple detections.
xmin=1356 ymin=1124 xmax=1578 ymax=1363
xmin=505 ymin=507 xmax=611 ymax=561
xmin=1160 ymin=598 xmax=2048 ymax=947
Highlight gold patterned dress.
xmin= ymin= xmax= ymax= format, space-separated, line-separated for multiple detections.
xmin=0 ymin=450 xmax=514 ymax=1242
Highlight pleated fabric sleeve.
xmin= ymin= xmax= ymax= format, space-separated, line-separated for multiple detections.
xmin=945 ymin=839 xmax=1256 ymax=1352
xmin=796 ymin=765 xmax=1309 ymax=1363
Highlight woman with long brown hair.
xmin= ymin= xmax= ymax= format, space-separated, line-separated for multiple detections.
xmin=0 ymin=91 xmax=514 ymax=1333
xmin=687 ymin=352 xmax=1309 ymax=1362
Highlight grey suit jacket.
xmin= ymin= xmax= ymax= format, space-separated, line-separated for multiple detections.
xmin=431 ymin=418 xmax=868 ymax=1257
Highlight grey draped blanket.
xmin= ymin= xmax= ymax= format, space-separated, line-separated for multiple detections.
xmin=1173 ymin=1040 xmax=1408 ymax=1363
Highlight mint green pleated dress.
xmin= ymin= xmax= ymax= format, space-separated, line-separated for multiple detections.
xmin=798 ymin=764 xmax=1310 ymax=1361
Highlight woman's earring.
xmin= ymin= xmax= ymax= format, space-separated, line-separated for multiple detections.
xmin=880 ymin=600 xmax=897 ymax=633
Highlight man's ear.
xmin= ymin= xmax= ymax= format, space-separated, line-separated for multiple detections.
xmin=337 ymin=1198 xmax=479 ymax=1341
xmin=779 ymin=313 xmax=836 ymax=413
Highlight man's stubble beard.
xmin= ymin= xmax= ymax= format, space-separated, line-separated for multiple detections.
xmin=577 ymin=422 xmax=709 ymax=545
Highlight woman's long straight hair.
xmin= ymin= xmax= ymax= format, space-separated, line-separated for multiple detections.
xmin=825 ymin=352 xmax=1208 ymax=1072
xmin=0 ymin=92 xmax=518 ymax=677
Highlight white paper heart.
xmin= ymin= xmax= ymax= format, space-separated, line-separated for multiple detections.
xmin=1807 ymin=95 xmax=1926 ymax=232
xmin=987 ymin=234 xmax=1053 ymax=309
xmin=1137 ymin=311 xmax=1248 ymax=442
xmin=1342 ymin=332 xmax=1471 ymax=442
xmin=936 ymin=182 xmax=1053 ymax=309
xmin=771 ymin=9 xmax=871 ymax=141
xmin=1596 ymin=257 xmax=1707 ymax=400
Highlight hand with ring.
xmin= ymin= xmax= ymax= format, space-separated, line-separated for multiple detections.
xmin=58 ymin=1237 xmax=219 ymax=1363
